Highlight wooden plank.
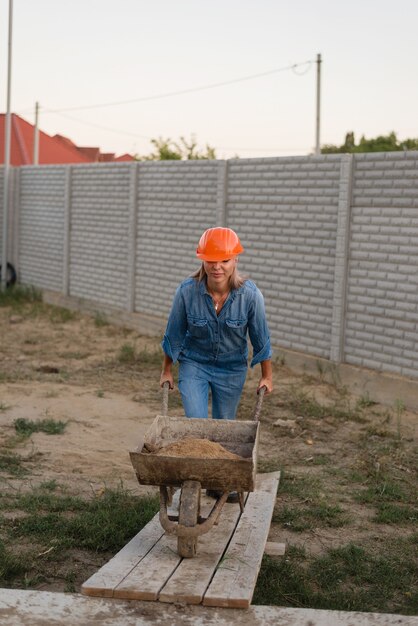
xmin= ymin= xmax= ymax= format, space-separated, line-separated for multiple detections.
xmin=113 ymin=533 xmax=181 ymax=600
xmin=82 ymin=474 xmax=279 ymax=607
xmin=158 ymin=496 xmax=247 ymax=605
xmin=81 ymin=490 xmax=181 ymax=598
xmin=112 ymin=493 xmax=215 ymax=601
xmin=81 ymin=515 xmax=165 ymax=597
xmin=203 ymin=471 xmax=280 ymax=609
xmin=264 ymin=541 xmax=286 ymax=557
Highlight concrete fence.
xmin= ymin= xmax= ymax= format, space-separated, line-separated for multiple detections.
xmin=1 ymin=151 xmax=418 ymax=385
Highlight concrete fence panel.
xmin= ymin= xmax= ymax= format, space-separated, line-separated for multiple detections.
xmin=227 ymin=156 xmax=342 ymax=358
xmin=68 ymin=163 xmax=132 ymax=308
xmin=345 ymin=152 xmax=418 ymax=379
xmin=134 ymin=160 xmax=220 ymax=317
xmin=19 ymin=166 xmax=67 ymax=292
xmin=3 ymin=152 xmax=418 ymax=383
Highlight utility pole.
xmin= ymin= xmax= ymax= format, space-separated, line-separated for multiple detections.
xmin=33 ymin=101 xmax=40 ymax=164
xmin=315 ymin=53 xmax=322 ymax=156
xmin=2 ymin=0 xmax=13 ymax=289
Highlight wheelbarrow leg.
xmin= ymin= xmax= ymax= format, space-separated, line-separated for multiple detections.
xmin=178 ymin=480 xmax=201 ymax=558
xmin=238 ymin=491 xmax=245 ymax=513
xmin=167 ymin=486 xmax=176 ymax=507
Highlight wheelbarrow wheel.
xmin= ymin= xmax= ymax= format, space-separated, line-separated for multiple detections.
xmin=178 ymin=480 xmax=200 ymax=558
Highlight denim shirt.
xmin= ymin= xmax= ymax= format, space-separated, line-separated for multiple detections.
xmin=162 ymin=277 xmax=272 ymax=368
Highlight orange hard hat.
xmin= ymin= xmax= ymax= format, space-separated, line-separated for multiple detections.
xmin=196 ymin=227 xmax=244 ymax=261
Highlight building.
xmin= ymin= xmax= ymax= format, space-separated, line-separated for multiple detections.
xmin=0 ymin=113 xmax=135 ymax=165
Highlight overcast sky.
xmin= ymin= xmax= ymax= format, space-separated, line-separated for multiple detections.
xmin=1 ymin=0 xmax=417 ymax=158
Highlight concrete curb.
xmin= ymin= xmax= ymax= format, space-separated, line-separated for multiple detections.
xmin=0 ymin=589 xmax=417 ymax=626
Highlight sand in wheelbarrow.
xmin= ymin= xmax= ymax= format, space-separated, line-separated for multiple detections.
xmin=153 ymin=437 xmax=243 ymax=460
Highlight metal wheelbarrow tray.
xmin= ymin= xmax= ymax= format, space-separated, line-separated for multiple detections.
xmin=130 ymin=414 xmax=259 ymax=493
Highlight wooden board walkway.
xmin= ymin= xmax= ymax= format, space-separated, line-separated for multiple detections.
xmin=82 ymin=471 xmax=280 ymax=609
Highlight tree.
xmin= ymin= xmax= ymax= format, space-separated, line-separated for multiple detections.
xmin=138 ymin=135 xmax=216 ymax=161
xmin=321 ymin=131 xmax=418 ymax=154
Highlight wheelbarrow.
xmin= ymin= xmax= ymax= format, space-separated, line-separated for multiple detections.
xmin=129 ymin=382 xmax=265 ymax=558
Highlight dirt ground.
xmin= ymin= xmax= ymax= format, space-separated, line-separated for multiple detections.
xmin=0 ymin=299 xmax=417 ymax=597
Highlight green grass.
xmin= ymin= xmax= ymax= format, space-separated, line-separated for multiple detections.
xmin=48 ymin=307 xmax=77 ymax=323
xmin=0 ymin=286 xmax=79 ymax=326
xmin=64 ymin=570 xmax=77 ymax=593
xmin=8 ymin=487 xmax=159 ymax=552
xmin=39 ymin=479 xmax=59 ymax=491
xmin=254 ymin=539 xmax=418 ymax=614
xmin=0 ymin=284 xmax=42 ymax=308
xmin=94 ymin=311 xmax=109 ymax=327
xmin=356 ymin=393 xmax=378 ymax=409
xmin=374 ymin=503 xmax=418 ymax=525
xmin=394 ymin=399 xmax=406 ymax=440
xmin=0 ymin=539 xmax=28 ymax=582
xmin=273 ymin=502 xmax=349 ymax=532
xmin=0 ymin=451 xmax=28 ymax=476
xmin=117 ymin=343 xmax=163 ymax=367
xmin=58 ymin=351 xmax=90 ymax=360
xmin=14 ymin=418 xmax=67 ymax=438
xmin=310 ymin=454 xmax=331 ymax=465
xmin=0 ymin=486 xmax=160 ymax=588
xmin=279 ymin=472 xmax=322 ymax=499
xmin=271 ymin=472 xmax=350 ymax=531
xmin=117 ymin=343 xmax=136 ymax=363
xmin=257 ymin=459 xmax=282 ymax=473
xmin=280 ymin=387 xmax=366 ymax=423
xmin=354 ymin=479 xmax=411 ymax=505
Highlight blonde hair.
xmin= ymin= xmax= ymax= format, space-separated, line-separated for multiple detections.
xmin=192 ymin=262 xmax=246 ymax=290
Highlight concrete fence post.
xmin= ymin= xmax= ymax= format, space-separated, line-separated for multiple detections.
xmin=63 ymin=165 xmax=72 ymax=296
xmin=127 ymin=161 xmax=139 ymax=312
xmin=12 ymin=167 xmax=20 ymax=275
xmin=330 ymin=154 xmax=354 ymax=363
xmin=216 ymin=160 xmax=228 ymax=227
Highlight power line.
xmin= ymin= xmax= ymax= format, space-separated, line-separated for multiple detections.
xmin=216 ymin=145 xmax=309 ymax=153
xmin=35 ymin=109 xmax=310 ymax=156
xmin=46 ymin=110 xmax=310 ymax=154
xmin=20 ymin=58 xmax=313 ymax=115
xmin=15 ymin=57 xmax=315 ymax=155
xmin=47 ymin=110 xmax=153 ymax=140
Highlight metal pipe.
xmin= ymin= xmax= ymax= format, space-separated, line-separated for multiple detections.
xmin=315 ymin=53 xmax=322 ymax=156
xmin=2 ymin=0 xmax=13 ymax=289
xmin=33 ymin=101 xmax=40 ymax=164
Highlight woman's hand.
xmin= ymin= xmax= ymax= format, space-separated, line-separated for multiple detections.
xmin=258 ymin=359 xmax=273 ymax=394
xmin=160 ymin=371 xmax=174 ymax=389
xmin=257 ymin=376 xmax=273 ymax=394
xmin=160 ymin=354 xmax=174 ymax=389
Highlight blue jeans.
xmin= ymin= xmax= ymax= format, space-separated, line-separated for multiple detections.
xmin=178 ymin=359 xmax=247 ymax=420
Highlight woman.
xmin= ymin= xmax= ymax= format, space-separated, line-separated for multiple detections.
xmin=160 ymin=227 xmax=273 ymax=421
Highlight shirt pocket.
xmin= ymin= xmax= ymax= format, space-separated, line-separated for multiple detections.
xmin=187 ymin=316 xmax=209 ymax=339
xmin=225 ymin=318 xmax=247 ymax=338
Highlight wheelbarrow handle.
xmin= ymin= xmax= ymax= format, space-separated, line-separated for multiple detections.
xmin=162 ymin=381 xmax=170 ymax=417
xmin=252 ymin=385 xmax=266 ymax=422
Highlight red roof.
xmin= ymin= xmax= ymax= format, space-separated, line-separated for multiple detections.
xmin=115 ymin=153 xmax=135 ymax=162
xmin=99 ymin=152 xmax=116 ymax=162
xmin=0 ymin=113 xmax=135 ymax=165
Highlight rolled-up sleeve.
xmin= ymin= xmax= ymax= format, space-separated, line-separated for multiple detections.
xmin=248 ymin=287 xmax=272 ymax=368
xmin=161 ymin=285 xmax=188 ymax=363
